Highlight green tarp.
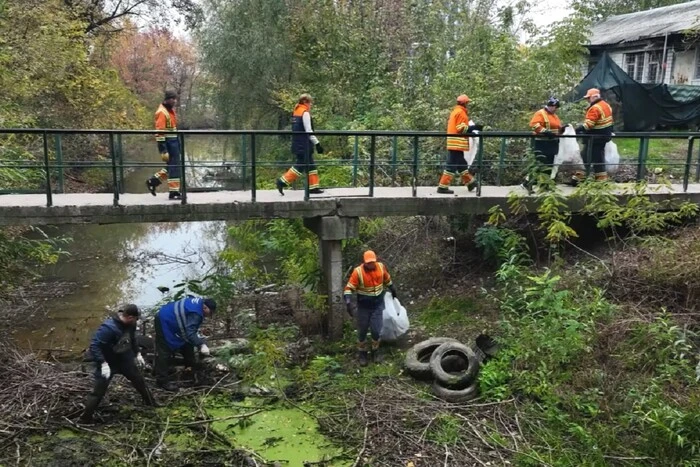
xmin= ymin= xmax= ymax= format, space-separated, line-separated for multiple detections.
xmin=571 ymin=52 xmax=700 ymax=130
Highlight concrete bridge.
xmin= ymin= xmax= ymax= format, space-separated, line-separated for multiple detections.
xmin=3 ymin=183 xmax=700 ymax=338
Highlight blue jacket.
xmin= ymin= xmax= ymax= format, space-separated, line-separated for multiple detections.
xmin=89 ymin=315 xmax=138 ymax=367
xmin=157 ymin=297 xmax=206 ymax=351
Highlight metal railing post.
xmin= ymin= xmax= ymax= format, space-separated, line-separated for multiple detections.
xmin=695 ymin=137 xmax=700 ymax=183
xmin=352 ymin=135 xmax=359 ymax=187
xmin=636 ymin=136 xmax=648 ymax=181
xmin=476 ymin=135 xmax=484 ymax=197
xmin=179 ymin=133 xmax=187 ymax=205
xmin=241 ymin=134 xmax=248 ymax=191
xmin=391 ymin=135 xmax=398 ymax=184
xmin=251 ymin=133 xmax=256 ymax=202
xmin=42 ymin=131 xmax=52 ymax=207
xmin=683 ymin=136 xmax=695 ymax=193
xmin=53 ymin=134 xmax=64 ymax=193
xmin=412 ymin=135 xmax=419 ymax=197
xmin=369 ymin=135 xmax=376 ymax=197
xmin=585 ymin=136 xmax=594 ymax=177
xmin=109 ymin=133 xmax=119 ymax=206
xmin=304 ymin=139 xmax=310 ymax=202
xmin=496 ymin=137 xmax=507 ymax=186
xmin=117 ymin=133 xmax=125 ymax=194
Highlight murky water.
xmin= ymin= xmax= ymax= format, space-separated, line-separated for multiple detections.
xmin=14 ymin=137 xmax=246 ymax=353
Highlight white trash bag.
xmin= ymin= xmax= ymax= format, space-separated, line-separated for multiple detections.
xmin=380 ymin=291 xmax=410 ymax=342
xmin=551 ymin=124 xmax=584 ymax=180
xmin=463 ymin=119 xmax=480 ymax=167
xmin=604 ymin=139 xmax=620 ymax=175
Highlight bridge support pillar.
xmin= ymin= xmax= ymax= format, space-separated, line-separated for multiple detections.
xmin=304 ymin=216 xmax=359 ymax=339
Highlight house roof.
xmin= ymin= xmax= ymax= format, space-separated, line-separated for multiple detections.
xmin=589 ymin=0 xmax=700 ymax=47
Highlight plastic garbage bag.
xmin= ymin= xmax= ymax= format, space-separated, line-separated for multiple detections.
xmin=604 ymin=139 xmax=620 ymax=175
xmin=551 ymin=125 xmax=584 ymax=179
xmin=380 ymin=291 xmax=410 ymax=342
xmin=464 ymin=119 xmax=480 ymax=167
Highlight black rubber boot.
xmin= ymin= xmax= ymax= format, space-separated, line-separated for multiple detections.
xmin=358 ymin=351 xmax=369 ymax=367
xmin=371 ymin=346 xmax=385 ymax=364
xmin=79 ymin=394 xmax=102 ymax=424
xmin=146 ymin=177 xmax=161 ymax=196
xmin=276 ymin=179 xmax=286 ymax=195
xmin=309 ymin=188 xmax=324 ymax=194
xmin=437 ymin=187 xmax=454 ymax=194
xmin=168 ymin=191 xmax=182 ymax=200
xmin=466 ymin=180 xmax=477 ymax=192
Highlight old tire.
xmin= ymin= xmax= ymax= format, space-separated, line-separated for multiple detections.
xmin=432 ymin=380 xmax=479 ymax=403
xmin=404 ymin=337 xmax=459 ymax=380
xmin=429 ymin=342 xmax=479 ymax=388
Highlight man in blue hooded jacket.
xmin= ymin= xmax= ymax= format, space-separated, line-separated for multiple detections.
xmin=80 ymin=305 xmax=156 ymax=424
xmin=154 ymin=296 xmax=216 ymax=392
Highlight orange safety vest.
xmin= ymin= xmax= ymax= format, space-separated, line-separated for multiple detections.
xmin=446 ymin=105 xmax=470 ymax=151
xmin=344 ymin=262 xmax=393 ymax=298
xmin=529 ymin=108 xmax=562 ymax=139
xmin=155 ymin=104 xmax=178 ymax=142
xmin=583 ymin=99 xmax=613 ymax=131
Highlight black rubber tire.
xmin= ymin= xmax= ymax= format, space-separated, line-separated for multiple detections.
xmin=474 ymin=334 xmax=498 ymax=363
xmin=432 ymin=380 xmax=479 ymax=403
xmin=404 ymin=337 xmax=459 ymax=380
xmin=429 ymin=342 xmax=479 ymax=388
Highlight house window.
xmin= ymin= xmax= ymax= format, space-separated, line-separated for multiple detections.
xmin=695 ymin=49 xmax=700 ymax=79
xmin=647 ymin=51 xmax=662 ymax=83
xmin=625 ymin=52 xmax=645 ymax=81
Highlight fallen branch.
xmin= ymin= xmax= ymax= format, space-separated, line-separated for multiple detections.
xmin=351 ymin=423 xmax=369 ymax=467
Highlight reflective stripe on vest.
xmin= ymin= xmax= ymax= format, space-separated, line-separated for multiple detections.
xmin=355 ymin=263 xmax=386 ymax=296
xmin=156 ymin=106 xmax=178 ymax=139
xmin=533 ymin=109 xmax=551 ymax=140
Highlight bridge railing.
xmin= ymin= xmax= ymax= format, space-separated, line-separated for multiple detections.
xmin=1 ymin=128 xmax=700 ymax=206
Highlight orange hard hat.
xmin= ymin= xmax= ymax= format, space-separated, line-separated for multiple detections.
xmin=457 ymin=94 xmax=471 ymax=104
xmin=584 ymin=88 xmax=601 ymax=99
xmin=363 ymin=250 xmax=377 ymax=263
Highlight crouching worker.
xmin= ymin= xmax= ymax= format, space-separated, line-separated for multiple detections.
xmin=344 ymin=250 xmax=399 ymax=366
xmin=80 ymin=305 xmax=155 ymax=424
xmin=154 ymin=296 xmax=216 ymax=392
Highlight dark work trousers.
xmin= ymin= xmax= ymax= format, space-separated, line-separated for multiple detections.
xmin=290 ymin=149 xmax=317 ymax=175
xmin=165 ymin=138 xmax=181 ymax=179
xmin=154 ymin=313 xmax=197 ymax=384
xmin=82 ymin=355 xmax=154 ymax=420
xmin=445 ymin=150 xmax=470 ymax=175
xmin=531 ymin=139 xmax=559 ymax=180
xmin=582 ymin=136 xmax=610 ymax=174
xmin=357 ymin=300 xmax=385 ymax=343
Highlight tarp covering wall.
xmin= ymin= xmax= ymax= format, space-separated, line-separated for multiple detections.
xmin=571 ymin=52 xmax=700 ymax=130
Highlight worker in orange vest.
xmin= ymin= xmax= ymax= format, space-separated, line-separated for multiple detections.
xmin=574 ymin=88 xmax=614 ymax=184
xmin=437 ymin=94 xmax=483 ymax=194
xmin=146 ymin=90 xmax=182 ymax=199
xmin=276 ymin=94 xmax=324 ymax=195
xmin=344 ymin=250 xmax=399 ymax=366
xmin=523 ymin=97 xmax=564 ymax=190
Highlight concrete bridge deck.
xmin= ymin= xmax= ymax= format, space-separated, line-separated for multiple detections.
xmin=1 ymin=184 xmax=699 ymax=225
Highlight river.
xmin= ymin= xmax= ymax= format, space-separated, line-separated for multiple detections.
xmin=13 ymin=136 xmax=245 ymax=354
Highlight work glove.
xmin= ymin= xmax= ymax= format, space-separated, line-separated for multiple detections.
xmin=157 ymin=141 xmax=167 ymax=154
xmin=199 ymin=344 xmax=210 ymax=356
xmin=160 ymin=153 xmax=169 ymax=163
xmin=100 ymin=362 xmax=111 ymax=379
xmin=345 ymin=302 xmax=355 ymax=318
xmin=136 ymin=353 xmax=146 ymax=369
xmin=467 ymin=124 xmax=484 ymax=133
xmin=541 ymin=130 xmax=557 ymax=139
xmin=575 ymin=125 xmax=585 ymax=135
xmin=558 ymin=126 xmax=566 ymax=135
xmin=315 ymin=143 xmax=325 ymax=154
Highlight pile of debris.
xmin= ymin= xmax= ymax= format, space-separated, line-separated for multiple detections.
xmin=404 ymin=335 xmax=498 ymax=402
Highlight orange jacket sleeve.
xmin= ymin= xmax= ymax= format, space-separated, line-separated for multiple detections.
xmin=155 ymin=111 xmax=167 ymax=142
xmin=344 ymin=268 xmax=360 ymax=296
xmin=583 ymin=106 xmax=600 ymax=130
xmin=382 ymin=266 xmax=393 ymax=287
xmin=456 ymin=109 xmax=469 ymax=133
xmin=530 ymin=110 xmax=546 ymax=134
